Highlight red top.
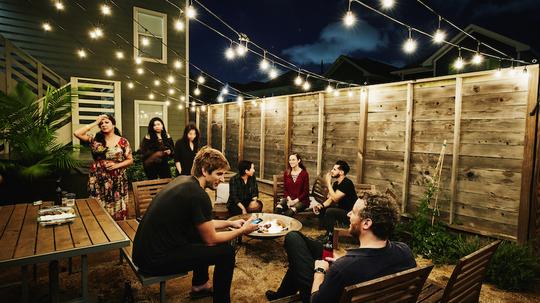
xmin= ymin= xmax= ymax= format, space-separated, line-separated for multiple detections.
xmin=283 ymin=169 xmax=310 ymax=207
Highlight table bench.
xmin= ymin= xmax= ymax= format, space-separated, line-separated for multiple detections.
xmin=117 ymin=219 xmax=187 ymax=303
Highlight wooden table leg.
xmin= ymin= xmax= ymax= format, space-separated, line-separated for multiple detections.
xmin=49 ymin=260 xmax=59 ymax=303
xmin=21 ymin=265 xmax=29 ymax=303
xmin=81 ymin=255 xmax=88 ymax=301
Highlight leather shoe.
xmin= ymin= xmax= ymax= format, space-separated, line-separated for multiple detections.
xmin=265 ymin=290 xmax=281 ymax=301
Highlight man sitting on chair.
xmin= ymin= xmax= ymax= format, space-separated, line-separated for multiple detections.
xmin=266 ymin=192 xmax=416 ymax=303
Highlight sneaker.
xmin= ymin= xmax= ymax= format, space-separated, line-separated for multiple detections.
xmin=265 ymin=290 xmax=282 ymax=301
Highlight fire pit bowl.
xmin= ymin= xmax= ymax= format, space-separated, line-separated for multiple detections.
xmin=228 ymin=213 xmax=302 ymax=239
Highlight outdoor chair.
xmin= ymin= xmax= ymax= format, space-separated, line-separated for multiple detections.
xmin=212 ymin=171 xmax=238 ymax=219
xmin=132 ymin=178 xmax=172 ymax=221
xmin=270 ymin=264 xmax=434 ymax=303
xmin=272 ymin=174 xmax=328 ymax=218
xmin=418 ymin=240 xmax=502 ymax=303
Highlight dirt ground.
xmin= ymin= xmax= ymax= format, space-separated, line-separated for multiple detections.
xmin=0 ymin=192 xmax=539 ymax=302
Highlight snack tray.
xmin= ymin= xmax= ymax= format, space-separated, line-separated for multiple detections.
xmin=37 ymin=206 xmax=77 ymax=226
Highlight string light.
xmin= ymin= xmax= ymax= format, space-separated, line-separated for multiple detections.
xmin=141 ymin=37 xmax=150 ymax=46
xmin=190 ymin=106 xmax=196 ymax=112
xmin=167 ymin=75 xmax=175 ymax=83
xmin=105 ymin=68 xmax=114 ymax=77
xmin=178 ymin=104 xmax=184 ymax=110
xmin=402 ymin=28 xmax=417 ymax=54
xmin=168 ymin=88 xmax=175 ymax=95
xmin=100 ymin=4 xmax=112 ymax=16
xmin=302 ymin=77 xmax=311 ymax=91
xmin=148 ymin=93 xmax=155 ymax=99
xmin=42 ymin=22 xmax=52 ymax=32
xmin=453 ymin=48 xmax=465 ymax=70
xmin=136 ymin=67 xmax=144 ymax=75
xmin=333 ymin=84 xmax=340 ymax=97
xmin=268 ymin=67 xmax=278 ymax=79
xmin=326 ymin=83 xmax=334 ymax=93
xmin=180 ymin=96 xmax=186 ymax=101
xmin=89 ymin=27 xmax=103 ymax=39
xmin=174 ymin=19 xmax=185 ymax=31
xmin=221 ymin=87 xmax=229 ymax=95
xmin=77 ymin=49 xmax=87 ymax=58
xmin=135 ymin=57 xmax=143 ymax=65
xmin=471 ymin=43 xmax=483 ymax=65
xmin=127 ymin=82 xmax=134 ymax=89
xmin=343 ymin=0 xmax=356 ymax=27
xmin=380 ymin=0 xmax=395 ymax=9
xmin=217 ymin=95 xmax=224 ymax=102
xmin=508 ymin=66 xmax=516 ymax=77
xmin=154 ymin=79 xmax=161 ymax=86
xmin=522 ymin=67 xmax=528 ymax=76
xmin=201 ymin=105 xmax=207 ymax=112
xmin=347 ymin=89 xmax=354 ymax=97
xmin=186 ymin=5 xmax=197 ymax=19
xmin=194 ymin=86 xmax=201 ymax=96
xmin=235 ymin=42 xmax=247 ymax=57
xmin=294 ymin=73 xmax=303 ymax=86
xmin=54 ymin=1 xmax=65 ymax=11
xmin=225 ymin=42 xmax=236 ymax=60
xmin=433 ymin=16 xmax=446 ymax=44
xmin=236 ymin=95 xmax=244 ymax=105
xmin=259 ymin=52 xmax=270 ymax=71
xmin=251 ymin=100 xmax=257 ymax=107
xmin=173 ymin=60 xmax=182 ymax=69
xmin=494 ymin=68 xmax=502 ymax=78
xmin=197 ymin=75 xmax=206 ymax=84
xmin=165 ymin=100 xmax=171 ymax=106
xmin=115 ymin=51 xmax=124 ymax=59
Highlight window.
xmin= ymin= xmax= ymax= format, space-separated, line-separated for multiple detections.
xmin=134 ymin=100 xmax=168 ymax=150
xmin=134 ymin=7 xmax=167 ymax=63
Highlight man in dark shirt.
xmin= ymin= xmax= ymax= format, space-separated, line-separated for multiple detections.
xmin=227 ymin=160 xmax=263 ymax=215
xmin=133 ymin=147 xmax=259 ymax=303
xmin=266 ymin=192 xmax=416 ymax=303
xmin=313 ymin=160 xmax=357 ymax=235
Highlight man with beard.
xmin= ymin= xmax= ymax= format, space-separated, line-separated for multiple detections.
xmin=133 ymin=147 xmax=259 ymax=303
xmin=266 ymin=192 xmax=416 ymax=303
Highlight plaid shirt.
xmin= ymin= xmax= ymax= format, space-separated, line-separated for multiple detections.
xmin=227 ymin=174 xmax=259 ymax=208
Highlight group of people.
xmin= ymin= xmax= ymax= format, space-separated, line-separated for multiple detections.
xmin=74 ymin=116 xmax=416 ymax=303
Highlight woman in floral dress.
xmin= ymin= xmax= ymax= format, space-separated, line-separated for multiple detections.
xmin=74 ymin=114 xmax=133 ymax=220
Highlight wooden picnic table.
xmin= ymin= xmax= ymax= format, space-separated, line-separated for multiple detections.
xmin=0 ymin=198 xmax=130 ymax=302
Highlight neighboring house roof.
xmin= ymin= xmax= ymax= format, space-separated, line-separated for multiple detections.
xmin=325 ymin=55 xmax=397 ymax=78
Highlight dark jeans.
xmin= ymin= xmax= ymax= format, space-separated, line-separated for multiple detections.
xmin=275 ymin=198 xmax=307 ymax=216
xmin=276 ymin=231 xmax=323 ymax=303
xmin=319 ymin=207 xmax=349 ymax=234
xmin=144 ymin=161 xmax=171 ymax=180
xmin=138 ymin=243 xmax=235 ymax=303
xmin=227 ymin=200 xmax=263 ymax=216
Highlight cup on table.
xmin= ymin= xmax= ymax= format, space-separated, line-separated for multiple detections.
xmin=64 ymin=193 xmax=76 ymax=207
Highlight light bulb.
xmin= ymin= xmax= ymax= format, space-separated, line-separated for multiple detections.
xmin=180 ymin=96 xmax=186 ymax=101
xmin=167 ymin=75 xmax=175 ymax=83
xmin=168 ymin=88 xmax=175 ymax=95
xmin=269 ymin=68 xmax=278 ymax=79
xmin=77 ymin=49 xmax=87 ymax=58
xmin=508 ymin=67 xmax=516 ymax=77
xmin=165 ymin=100 xmax=171 ymax=106
xmin=136 ymin=67 xmax=144 ymax=75
xmin=453 ymin=57 xmax=465 ymax=70
xmin=348 ymin=90 xmax=354 ymax=97
xmin=217 ymin=95 xmax=224 ymax=102
xmin=141 ymin=37 xmax=150 ymax=46
xmin=127 ymin=82 xmax=134 ymax=89
xmin=225 ymin=47 xmax=236 ymax=60
xmin=326 ymin=84 xmax=334 ymax=93
xmin=42 ymin=22 xmax=52 ymax=31
xmin=190 ymin=106 xmax=196 ymax=112
xmin=343 ymin=11 xmax=356 ymax=27
xmin=115 ymin=51 xmax=124 ymax=59
xmin=294 ymin=75 xmax=303 ymax=86
xmin=194 ymin=87 xmax=201 ymax=96
xmin=403 ymin=38 xmax=417 ymax=54
xmin=333 ymin=90 xmax=340 ymax=97
xmin=302 ymin=81 xmax=311 ymax=91
xmin=472 ymin=53 xmax=483 ymax=65
xmin=101 ymin=4 xmax=111 ymax=16
xmin=381 ymin=0 xmax=395 ymax=9
xmin=221 ymin=87 xmax=229 ymax=95
xmin=236 ymin=95 xmax=244 ymax=105
xmin=89 ymin=27 xmax=103 ymax=39
xmin=148 ymin=93 xmax=155 ymax=99
xmin=433 ymin=29 xmax=446 ymax=44
xmin=54 ymin=2 xmax=64 ymax=11
xmin=174 ymin=60 xmax=182 ymax=69
xmin=154 ymin=79 xmax=161 ymax=86
xmin=186 ymin=6 xmax=196 ymax=19
xmin=178 ymin=104 xmax=184 ymax=110
xmin=236 ymin=44 xmax=247 ymax=56
xmin=197 ymin=75 xmax=206 ymax=84
xmin=251 ymin=100 xmax=257 ymax=107
xmin=201 ymin=105 xmax=207 ymax=112
xmin=135 ymin=57 xmax=143 ymax=65
xmin=105 ymin=68 xmax=114 ymax=77
xmin=495 ymin=69 xmax=502 ymax=78
xmin=174 ymin=19 xmax=185 ymax=31
xmin=259 ymin=59 xmax=269 ymax=70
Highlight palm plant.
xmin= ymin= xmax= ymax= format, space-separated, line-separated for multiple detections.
xmin=0 ymin=82 xmax=81 ymax=180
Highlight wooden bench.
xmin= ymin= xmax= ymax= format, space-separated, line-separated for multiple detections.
xmin=132 ymin=178 xmax=172 ymax=220
xmin=270 ymin=264 xmax=434 ymax=303
xmin=272 ymin=174 xmax=328 ymax=217
xmin=118 ymin=219 xmax=187 ymax=303
xmin=418 ymin=240 xmax=501 ymax=303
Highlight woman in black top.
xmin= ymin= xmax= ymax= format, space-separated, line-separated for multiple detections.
xmin=140 ymin=117 xmax=174 ymax=179
xmin=174 ymin=123 xmax=200 ymax=175
xmin=227 ymin=160 xmax=263 ymax=215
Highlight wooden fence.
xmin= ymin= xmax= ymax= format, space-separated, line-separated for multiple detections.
xmin=197 ymin=66 xmax=539 ymax=243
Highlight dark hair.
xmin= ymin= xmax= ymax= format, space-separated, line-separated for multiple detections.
xmin=182 ymin=123 xmax=200 ymax=150
xmin=335 ymin=160 xmax=350 ymax=175
xmin=359 ymin=192 xmax=399 ymax=240
xmin=192 ymin=146 xmax=230 ymax=177
xmin=94 ymin=114 xmax=121 ymax=147
xmin=286 ymin=153 xmax=306 ymax=175
xmin=238 ymin=160 xmax=253 ymax=176
xmin=147 ymin=117 xmax=169 ymax=141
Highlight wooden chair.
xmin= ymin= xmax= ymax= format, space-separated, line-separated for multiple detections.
xmin=132 ymin=178 xmax=172 ymax=220
xmin=418 ymin=240 xmax=502 ymax=303
xmin=271 ymin=264 xmax=434 ymax=303
xmin=272 ymin=175 xmax=328 ymax=217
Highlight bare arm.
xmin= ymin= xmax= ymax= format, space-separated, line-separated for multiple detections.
xmin=74 ymin=114 xmax=106 ymax=142
xmin=197 ymin=219 xmax=258 ymax=246
xmin=175 ymin=162 xmax=182 ymax=174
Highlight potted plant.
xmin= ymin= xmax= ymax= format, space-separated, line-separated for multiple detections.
xmin=0 ymin=82 xmax=81 ymax=203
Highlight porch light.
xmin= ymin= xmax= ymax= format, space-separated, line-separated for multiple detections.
xmin=100 ymin=4 xmax=111 ymax=16
xmin=186 ymin=6 xmax=196 ymax=19
xmin=115 ymin=51 xmax=124 ymax=59
xmin=154 ymin=79 xmax=161 ymax=86
xmin=168 ymin=88 xmax=175 ymax=95
xmin=173 ymin=60 xmax=182 ymax=69
xmin=141 ymin=37 xmax=150 ymax=46
xmin=136 ymin=67 xmax=144 ymax=75
xmin=148 ymin=93 xmax=155 ymax=99
xmin=381 ymin=0 xmax=395 ymax=9
xmin=194 ymin=86 xmax=201 ymax=96
xmin=174 ymin=19 xmax=185 ymax=31
xmin=197 ymin=75 xmax=206 ymax=84
xmin=42 ymin=22 xmax=52 ymax=32
xmin=127 ymin=82 xmax=134 ymax=89
xmin=54 ymin=2 xmax=64 ymax=11
xmin=77 ymin=49 xmax=87 ymax=58
xmin=105 ymin=68 xmax=114 ymax=77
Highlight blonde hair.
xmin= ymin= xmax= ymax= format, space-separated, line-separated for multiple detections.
xmin=191 ymin=146 xmax=230 ymax=177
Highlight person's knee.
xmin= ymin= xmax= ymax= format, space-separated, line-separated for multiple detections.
xmin=284 ymin=231 xmax=303 ymax=248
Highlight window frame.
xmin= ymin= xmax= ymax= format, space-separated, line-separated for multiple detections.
xmin=133 ymin=6 xmax=168 ymax=64
xmin=134 ymin=100 xmax=169 ymax=150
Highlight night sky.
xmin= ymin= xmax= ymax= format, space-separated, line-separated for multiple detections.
xmin=188 ymin=0 xmax=540 ymax=84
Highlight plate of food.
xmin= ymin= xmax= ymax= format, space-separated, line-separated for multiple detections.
xmin=37 ymin=206 xmax=77 ymax=226
xmin=228 ymin=213 xmax=302 ymax=238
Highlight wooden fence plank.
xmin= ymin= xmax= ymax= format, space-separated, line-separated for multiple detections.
xmin=317 ymin=93 xmax=325 ymax=176
xmin=402 ymin=83 xmax=413 ymax=212
xmin=357 ymin=88 xmax=368 ymax=184
xmin=449 ymin=77 xmax=463 ymax=224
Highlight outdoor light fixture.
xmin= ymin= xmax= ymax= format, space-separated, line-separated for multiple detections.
xmin=77 ymin=49 xmax=87 ymax=58
xmin=302 ymin=77 xmax=311 ymax=91
xmin=235 ymin=43 xmax=247 ymax=57
xmin=294 ymin=74 xmax=303 ymax=86
xmin=236 ymin=95 xmax=244 ymax=105
xmin=217 ymin=95 xmax=224 ymax=102
xmin=180 ymin=96 xmax=186 ymax=101
xmin=89 ymin=27 xmax=103 ymax=39
xmin=154 ymin=79 xmax=161 ymax=86
xmin=326 ymin=84 xmax=334 ymax=93
xmin=197 ymin=75 xmax=206 ymax=84
xmin=168 ymin=88 xmax=175 ymax=95
xmin=186 ymin=6 xmax=197 ymax=19
xmin=141 ymin=37 xmax=150 ymax=46
xmin=433 ymin=29 xmax=446 ymax=44
xmin=402 ymin=28 xmax=417 ymax=54
xmin=167 ymin=75 xmax=175 ymax=83
xmin=165 ymin=100 xmax=171 ymax=106
xmin=100 ymin=4 xmax=111 ymax=16
xmin=135 ymin=57 xmax=143 ymax=65
xmin=178 ymin=104 xmax=184 ymax=110
xmin=259 ymin=55 xmax=270 ymax=71
xmin=42 ymin=22 xmax=52 ymax=32
xmin=174 ymin=60 xmax=182 ymax=69
xmin=136 ymin=67 xmax=144 ymax=75
xmin=225 ymin=43 xmax=236 ymax=60
xmin=381 ymin=0 xmax=395 ymax=9
xmin=472 ymin=53 xmax=483 ymax=65
xmin=149 ymin=93 xmax=155 ymax=99
xmin=174 ymin=19 xmax=185 ymax=31
xmin=54 ymin=2 xmax=64 ymax=11
xmin=105 ymin=68 xmax=114 ymax=77
xmin=127 ymin=82 xmax=134 ymax=89
xmin=269 ymin=68 xmax=278 ymax=79
xmin=115 ymin=51 xmax=124 ymax=59
xmin=201 ymin=105 xmax=207 ymax=112
xmin=221 ymin=87 xmax=229 ymax=95
xmin=194 ymin=86 xmax=201 ymax=96
xmin=453 ymin=48 xmax=465 ymax=70
xmin=343 ymin=11 xmax=356 ymax=27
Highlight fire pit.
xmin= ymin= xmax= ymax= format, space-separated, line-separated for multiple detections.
xmin=228 ymin=213 xmax=302 ymax=239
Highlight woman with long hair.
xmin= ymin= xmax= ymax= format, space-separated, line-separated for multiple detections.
xmin=174 ymin=123 xmax=200 ymax=175
xmin=140 ymin=117 xmax=174 ymax=179
xmin=74 ymin=114 xmax=133 ymax=220
xmin=275 ymin=153 xmax=310 ymax=216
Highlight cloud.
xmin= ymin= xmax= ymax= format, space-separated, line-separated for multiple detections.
xmin=282 ymin=20 xmax=388 ymax=65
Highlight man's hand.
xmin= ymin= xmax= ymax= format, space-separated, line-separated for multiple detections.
xmin=241 ymin=216 xmax=259 ymax=234
xmin=324 ymin=172 xmax=332 ymax=186
xmin=229 ymin=218 xmax=245 ymax=229
xmin=313 ymin=203 xmax=323 ymax=215
xmin=314 ymin=260 xmax=330 ymax=272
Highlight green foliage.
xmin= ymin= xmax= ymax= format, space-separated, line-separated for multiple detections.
xmin=126 ymin=152 xmax=178 ymax=184
xmin=0 ymin=83 xmax=81 ymax=180
xmin=486 ymin=241 xmax=540 ymax=291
